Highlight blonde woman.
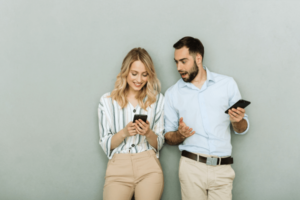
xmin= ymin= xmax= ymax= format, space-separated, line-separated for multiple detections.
xmin=98 ymin=48 xmax=165 ymax=200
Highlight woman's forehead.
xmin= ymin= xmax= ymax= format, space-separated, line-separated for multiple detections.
xmin=130 ymin=60 xmax=147 ymax=73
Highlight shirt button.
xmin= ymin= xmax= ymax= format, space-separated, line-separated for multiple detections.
xmin=133 ymin=109 xmax=136 ymax=113
xmin=131 ymin=144 xmax=135 ymax=147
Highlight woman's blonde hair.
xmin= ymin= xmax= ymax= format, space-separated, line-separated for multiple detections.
xmin=110 ymin=47 xmax=161 ymax=110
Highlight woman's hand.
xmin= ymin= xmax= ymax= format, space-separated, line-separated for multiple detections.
xmin=122 ymin=121 xmax=137 ymax=138
xmin=135 ymin=119 xmax=151 ymax=137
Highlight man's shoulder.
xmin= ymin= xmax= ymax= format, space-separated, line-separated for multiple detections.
xmin=211 ymin=72 xmax=235 ymax=84
xmin=165 ymin=79 xmax=182 ymax=96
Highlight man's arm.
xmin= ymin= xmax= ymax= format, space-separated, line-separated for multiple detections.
xmin=227 ymin=78 xmax=250 ymax=134
xmin=229 ymin=107 xmax=248 ymax=133
xmin=165 ymin=131 xmax=184 ymax=145
xmin=165 ymin=117 xmax=195 ymax=145
xmin=232 ymin=119 xmax=248 ymax=133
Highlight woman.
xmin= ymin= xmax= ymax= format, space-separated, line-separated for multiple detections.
xmin=98 ymin=47 xmax=165 ymax=200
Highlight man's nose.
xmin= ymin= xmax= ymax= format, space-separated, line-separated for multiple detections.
xmin=177 ymin=63 xmax=183 ymax=71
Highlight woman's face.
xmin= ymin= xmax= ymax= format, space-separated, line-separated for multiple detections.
xmin=126 ymin=60 xmax=149 ymax=92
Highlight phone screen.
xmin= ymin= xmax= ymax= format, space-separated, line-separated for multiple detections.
xmin=133 ymin=114 xmax=148 ymax=123
xmin=225 ymin=99 xmax=251 ymax=114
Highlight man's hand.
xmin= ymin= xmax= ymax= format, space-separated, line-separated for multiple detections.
xmin=228 ymin=107 xmax=245 ymax=123
xmin=178 ymin=117 xmax=195 ymax=139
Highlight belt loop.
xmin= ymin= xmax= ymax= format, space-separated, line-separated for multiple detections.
xmin=197 ymin=154 xmax=199 ymax=162
xmin=218 ymin=157 xmax=221 ymax=165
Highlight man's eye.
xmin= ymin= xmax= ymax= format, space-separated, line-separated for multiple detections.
xmin=182 ymin=61 xmax=185 ymax=64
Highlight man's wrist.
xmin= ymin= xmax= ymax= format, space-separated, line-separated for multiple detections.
xmin=232 ymin=119 xmax=247 ymax=133
xmin=176 ymin=130 xmax=186 ymax=140
xmin=232 ymin=118 xmax=245 ymax=125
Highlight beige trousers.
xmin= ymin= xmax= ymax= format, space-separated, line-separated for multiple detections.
xmin=179 ymin=153 xmax=235 ymax=200
xmin=103 ymin=150 xmax=164 ymax=200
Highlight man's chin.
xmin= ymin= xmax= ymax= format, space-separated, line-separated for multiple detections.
xmin=182 ymin=77 xmax=190 ymax=82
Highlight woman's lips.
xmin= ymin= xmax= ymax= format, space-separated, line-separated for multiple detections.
xmin=134 ymin=83 xmax=142 ymax=87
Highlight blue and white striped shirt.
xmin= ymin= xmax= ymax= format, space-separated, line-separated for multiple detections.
xmin=98 ymin=92 xmax=165 ymax=159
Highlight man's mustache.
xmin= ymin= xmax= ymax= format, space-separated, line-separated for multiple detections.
xmin=178 ymin=70 xmax=188 ymax=75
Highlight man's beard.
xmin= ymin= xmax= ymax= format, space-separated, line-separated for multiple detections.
xmin=180 ymin=61 xmax=199 ymax=82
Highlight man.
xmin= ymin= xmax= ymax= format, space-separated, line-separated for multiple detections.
xmin=164 ymin=36 xmax=250 ymax=200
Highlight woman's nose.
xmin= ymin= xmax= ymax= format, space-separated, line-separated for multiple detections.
xmin=137 ymin=75 xmax=142 ymax=82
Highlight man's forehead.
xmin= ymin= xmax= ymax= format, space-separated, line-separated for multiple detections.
xmin=174 ymin=47 xmax=190 ymax=60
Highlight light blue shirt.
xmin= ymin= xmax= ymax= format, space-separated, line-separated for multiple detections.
xmin=164 ymin=67 xmax=250 ymax=157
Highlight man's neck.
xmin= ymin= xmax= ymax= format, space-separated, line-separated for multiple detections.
xmin=191 ymin=66 xmax=207 ymax=90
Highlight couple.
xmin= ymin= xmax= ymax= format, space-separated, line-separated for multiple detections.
xmin=98 ymin=36 xmax=250 ymax=200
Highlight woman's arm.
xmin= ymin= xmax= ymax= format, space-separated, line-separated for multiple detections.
xmin=135 ymin=94 xmax=165 ymax=151
xmin=135 ymin=120 xmax=158 ymax=150
xmin=110 ymin=122 xmax=136 ymax=150
xmin=98 ymin=94 xmax=136 ymax=158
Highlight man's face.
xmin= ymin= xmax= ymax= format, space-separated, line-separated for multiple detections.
xmin=174 ymin=47 xmax=199 ymax=82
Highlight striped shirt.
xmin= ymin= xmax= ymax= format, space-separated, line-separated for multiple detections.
xmin=98 ymin=92 xmax=165 ymax=159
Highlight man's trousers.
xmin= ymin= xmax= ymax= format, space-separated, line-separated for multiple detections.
xmin=179 ymin=153 xmax=235 ymax=200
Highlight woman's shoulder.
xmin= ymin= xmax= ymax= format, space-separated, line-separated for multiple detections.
xmin=152 ymin=93 xmax=164 ymax=107
xmin=156 ymin=93 xmax=165 ymax=102
xmin=99 ymin=92 xmax=112 ymax=104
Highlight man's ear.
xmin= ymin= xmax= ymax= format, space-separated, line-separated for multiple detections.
xmin=196 ymin=53 xmax=202 ymax=65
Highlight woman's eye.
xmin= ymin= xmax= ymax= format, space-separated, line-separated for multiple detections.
xmin=132 ymin=74 xmax=137 ymax=76
xmin=143 ymin=74 xmax=148 ymax=77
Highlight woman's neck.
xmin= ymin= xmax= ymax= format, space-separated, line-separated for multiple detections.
xmin=127 ymin=86 xmax=139 ymax=98
xmin=126 ymin=87 xmax=139 ymax=108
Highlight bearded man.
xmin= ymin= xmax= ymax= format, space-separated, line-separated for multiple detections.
xmin=164 ymin=36 xmax=250 ymax=200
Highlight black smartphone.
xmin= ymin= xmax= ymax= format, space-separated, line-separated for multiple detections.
xmin=225 ymin=99 xmax=251 ymax=114
xmin=133 ymin=114 xmax=148 ymax=123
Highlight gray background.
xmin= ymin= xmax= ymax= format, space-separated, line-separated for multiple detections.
xmin=1 ymin=0 xmax=299 ymax=200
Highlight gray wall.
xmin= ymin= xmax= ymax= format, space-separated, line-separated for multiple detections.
xmin=1 ymin=1 xmax=299 ymax=199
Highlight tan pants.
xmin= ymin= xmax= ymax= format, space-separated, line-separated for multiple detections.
xmin=179 ymin=153 xmax=235 ymax=200
xmin=103 ymin=150 xmax=164 ymax=200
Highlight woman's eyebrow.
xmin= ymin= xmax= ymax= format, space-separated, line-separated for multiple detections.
xmin=130 ymin=70 xmax=148 ymax=74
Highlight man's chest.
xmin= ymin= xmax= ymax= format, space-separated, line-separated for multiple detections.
xmin=174 ymin=86 xmax=229 ymax=113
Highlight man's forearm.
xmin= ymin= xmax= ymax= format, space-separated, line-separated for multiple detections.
xmin=165 ymin=131 xmax=185 ymax=145
xmin=232 ymin=119 xmax=248 ymax=133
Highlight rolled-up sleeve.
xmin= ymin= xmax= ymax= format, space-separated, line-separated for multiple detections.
xmin=228 ymin=78 xmax=250 ymax=135
xmin=164 ymin=89 xmax=179 ymax=134
xmin=98 ymin=96 xmax=114 ymax=158
xmin=149 ymin=94 xmax=165 ymax=155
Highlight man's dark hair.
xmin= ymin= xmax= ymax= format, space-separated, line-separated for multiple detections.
xmin=173 ymin=36 xmax=204 ymax=60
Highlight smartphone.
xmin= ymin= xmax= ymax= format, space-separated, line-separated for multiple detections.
xmin=225 ymin=99 xmax=251 ymax=114
xmin=133 ymin=114 xmax=148 ymax=123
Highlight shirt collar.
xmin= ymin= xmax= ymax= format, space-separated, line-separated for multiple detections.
xmin=179 ymin=66 xmax=215 ymax=88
